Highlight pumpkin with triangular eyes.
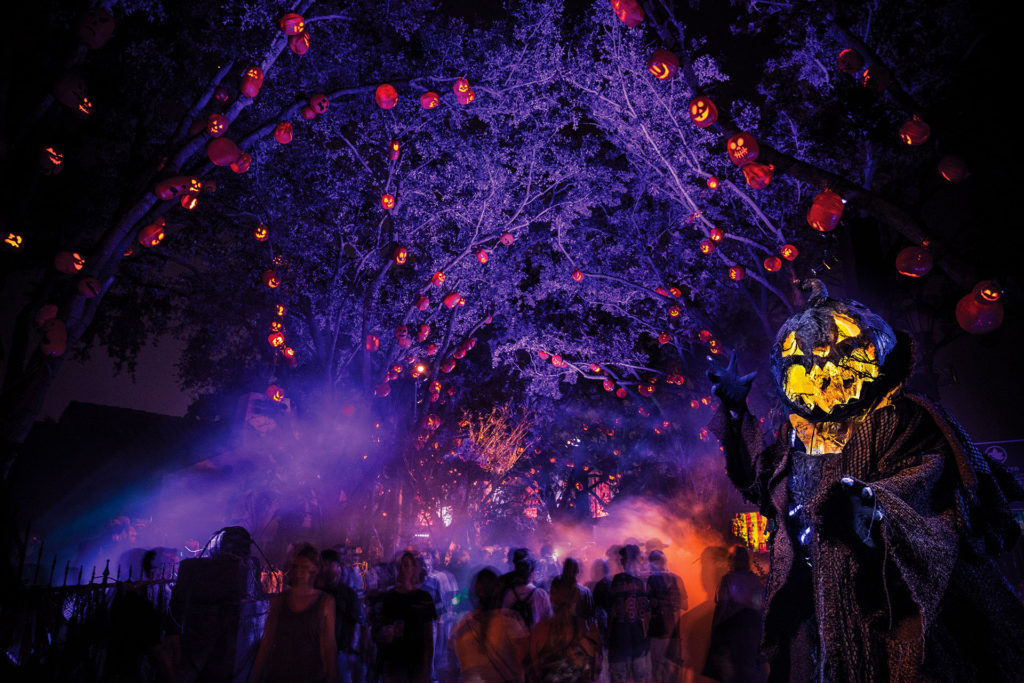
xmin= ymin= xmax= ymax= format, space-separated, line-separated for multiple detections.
xmin=769 ymin=281 xmax=907 ymax=421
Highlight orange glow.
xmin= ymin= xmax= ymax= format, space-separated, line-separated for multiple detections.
xmin=780 ymin=244 xmax=798 ymax=260
xmin=262 ymin=269 xmax=281 ymax=288
xmin=254 ymin=224 xmax=269 ymax=241
xmin=267 ymin=332 xmax=285 ymax=347
xmin=380 ymin=193 xmax=395 ymax=210
xmin=688 ymin=97 xmax=718 ymax=128
xmin=393 ymin=246 xmax=407 ymax=265
xmin=728 ymin=265 xmax=745 ymax=281
xmin=420 ymin=91 xmax=440 ymax=109
xmin=699 ymin=239 xmax=715 ymax=254
xmin=180 ymin=195 xmax=198 ymax=210
xmin=266 ymin=385 xmax=285 ymax=402
xmin=709 ymin=227 xmax=725 ymax=242
xmin=4 ymin=233 xmax=23 ymax=249
xmin=647 ymin=49 xmax=679 ymax=80
xmin=431 ymin=271 xmax=445 ymax=286
xmin=572 ymin=268 xmax=584 ymax=282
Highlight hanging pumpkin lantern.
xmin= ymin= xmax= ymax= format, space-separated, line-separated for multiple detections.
xmin=138 ymin=218 xmax=166 ymax=247
xmin=957 ymin=281 xmax=1004 ymax=334
xmin=365 ymin=334 xmax=380 ymax=352
xmin=214 ymin=86 xmax=230 ymax=102
xmin=764 ymin=256 xmax=782 ymax=272
xmin=275 ymin=304 xmax=287 ymax=317
xmin=375 ymin=84 xmax=398 ymax=109
xmin=572 ymin=269 xmax=584 ymax=282
xmin=416 ymin=296 xmax=430 ymax=310
xmin=453 ymin=346 xmax=466 ymax=360
xmin=861 ymin=64 xmax=892 ymax=92
xmin=268 ymin=332 xmax=285 ymax=348
xmin=441 ymin=358 xmax=456 ymax=373
xmin=728 ymin=265 xmax=746 ymax=281
xmin=388 ymin=139 xmax=401 ymax=161
xmin=453 ymin=78 xmax=470 ymax=95
xmin=76 ymin=9 xmax=115 ymax=49
xmin=836 ymin=48 xmax=864 ymax=74
xmin=668 ymin=305 xmax=681 ymax=317
xmin=699 ymin=239 xmax=715 ymax=254
xmin=658 ymin=332 xmax=671 ymax=345
xmin=262 ymin=269 xmax=281 ymax=288
xmin=4 ymin=232 xmax=24 ymax=250
xmin=431 ymin=271 xmax=445 ymax=286
xmin=709 ymin=227 xmax=725 ymax=242
xmin=647 ymin=49 xmax=679 ymax=80
xmin=426 ymin=343 xmax=438 ymax=355
xmin=207 ymin=114 xmax=228 ymax=137
xmin=417 ymin=324 xmax=430 ymax=342
xmin=273 ymin=121 xmax=293 ymax=144
xmin=289 ymin=31 xmax=311 ymax=55
xmin=393 ymin=246 xmax=408 ymax=265
xmin=443 ymin=292 xmax=461 ymax=308
xmin=699 ymin=329 xmax=713 ymax=343
xmin=40 ymin=319 xmax=68 ymax=357
xmin=500 ymin=232 xmax=514 ymax=245
xmin=230 ymin=152 xmax=252 ymax=174
xmin=899 ymin=116 xmax=930 ymax=146
xmin=77 ymin=277 xmax=102 ymax=298
xmin=395 ymin=325 xmax=409 ymax=339
xmin=254 ymin=224 xmax=269 ymax=241
xmin=727 ymin=133 xmax=760 ymax=166
xmin=240 ymin=67 xmax=264 ymax=98
xmin=937 ymin=155 xmax=969 ymax=182
xmin=181 ymin=195 xmax=198 ymax=210
xmin=706 ymin=176 xmax=720 ymax=190
xmin=476 ymin=249 xmax=488 ymax=264
xmin=266 ymin=385 xmax=285 ymax=402
xmin=780 ymin=244 xmax=798 ymax=261
xmin=616 ymin=387 xmax=627 ymax=398
xmin=456 ymin=89 xmax=475 ymax=105
xmin=807 ymin=190 xmax=845 ymax=232
xmin=279 ymin=12 xmax=304 ymax=34
xmin=610 ymin=0 xmax=644 ymax=27
xmin=282 ymin=347 xmax=297 ymax=368
xmin=39 ymin=146 xmax=64 ymax=175
xmin=54 ymin=251 xmax=85 ymax=274
xmin=603 ymin=379 xmax=615 ymax=392
xmin=742 ymin=162 xmax=774 ymax=189
xmin=207 ymin=137 xmax=242 ymax=166
xmin=310 ymin=94 xmax=329 ymax=115
xmin=689 ymin=97 xmax=718 ymax=128
xmin=53 ymin=73 xmax=89 ymax=111
xmin=895 ymin=246 xmax=933 ymax=277
xmin=420 ymin=92 xmax=440 ymax=109
xmin=380 ymin=193 xmax=395 ymax=210
xmin=270 ymin=320 xmax=283 ymax=333
xmin=639 ymin=384 xmax=655 ymax=396
xmin=301 ymin=105 xmax=316 ymax=120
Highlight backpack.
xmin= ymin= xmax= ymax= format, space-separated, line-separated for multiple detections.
xmin=510 ymin=587 xmax=535 ymax=627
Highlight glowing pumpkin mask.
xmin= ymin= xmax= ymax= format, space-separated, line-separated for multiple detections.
xmin=770 ymin=281 xmax=904 ymax=422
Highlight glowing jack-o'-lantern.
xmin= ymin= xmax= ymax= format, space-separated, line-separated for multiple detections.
xmin=40 ymin=146 xmax=64 ymax=175
xmin=54 ymin=251 xmax=85 ymax=274
xmin=770 ymin=280 xmax=904 ymax=421
xmin=394 ymin=246 xmax=408 ymax=265
xmin=956 ymin=280 xmax=1004 ymax=334
xmin=268 ymin=332 xmax=285 ymax=348
xmin=477 ymin=249 xmax=489 ymax=264
xmin=262 ymin=269 xmax=281 ymax=288
xmin=273 ymin=121 xmax=293 ymax=144
xmin=709 ymin=227 xmax=725 ymax=242
xmin=742 ymin=162 xmax=774 ymax=189
xmin=689 ymin=97 xmax=718 ymax=128
xmin=4 ymin=233 xmax=23 ymax=250
xmin=728 ymin=265 xmax=745 ymax=281
xmin=230 ymin=153 xmax=252 ymax=174
xmin=500 ymin=232 xmax=514 ymax=246
xmin=899 ymin=116 xmax=930 ymax=146
xmin=254 ymin=224 xmax=269 ymax=241
xmin=375 ymin=84 xmax=398 ymax=109
xmin=647 ymin=49 xmax=679 ymax=80
xmin=861 ymin=64 xmax=892 ymax=92
xmin=895 ymin=246 xmax=933 ymax=277
xmin=380 ymin=193 xmax=395 ymax=210
xmin=76 ymin=9 xmax=115 ymax=49
xmin=443 ymin=292 xmax=461 ymax=308
xmin=453 ymin=78 xmax=470 ymax=94
xmin=207 ymin=114 xmax=228 ymax=137
xmin=572 ymin=268 xmax=584 ymax=282
xmin=937 ymin=155 xmax=969 ymax=182
xmin=456 ymin=89 xmax=475 ymax=105
xmin=780 ymin=244 xmax=798 ymax=261
xmin=610 ymin=0 xmax=644 ymax=27
xmin=763 ymin=256 xmax=782 ymax=272
xmin=431 ymin=272 xmax=445 ymax=286
xmin=417 ymin=324 xmax=431 ymax=342
xmin=53 ymin=73 xmax=89 ymax=111
xmin=214 ymin=86 xmax=230 ymax=102
xmin=388 ymin=139 xmax=400 ymax=161
xmin=282 ymin=347 xmax=297 ymax=367
xmin=699 ymin=239 xmax=715 ymax=255
xmin=240 ymin=67 xmax=264 ymax=98
xmin=181 ymin=195 xmax=198 ymax=210
xmin=207 ymin=137 xmax=242 ymax=166
xmin=310 ymin=94 xmax=329 ymax=114
xmin=836 ymin=49 xmax=864 ymax=74
xmin=366 ymin=335 xmax=380 ymax=352
xmin=707 ymin=176 xmax=719 ymax=189
xmin=289 ymin=31 xmax=311 ymax=55
xmin=420 ymin=92 xmax=440 ymax=109
xmin=138 ymin=218 xmax=166 ymax=247
xmin=266 ymin=385 xmax=285 ymax=402
xmin=807 ymin=190 xmax=845 ymax=232
xmin=279 ymin=13 xmax=305 ymax=35
xmin=658 ymin=332 xmax=671 ymax=345
xmin=727 ymin=133 xmax=760 ymax=166
xmin=416 ymin=296 xmax=430 ymax=311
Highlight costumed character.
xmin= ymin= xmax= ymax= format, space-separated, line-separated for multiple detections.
xmin=706 ymin=280 xmax=1024 ymax=682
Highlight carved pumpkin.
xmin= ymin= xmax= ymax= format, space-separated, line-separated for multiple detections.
xmin=240 ymin=67 xmax=264 ymax=98
xmin=41 ymin=319 xmax=68 ymax=357
xmin=728 ymin=265 xmax=745 ymax=281
xmin=375 ymin=84 xmax=398 ymax=109
xmin=937 ymin=155 xmax=969 ymax=182
xmin=763 ymin=256 xmax=782 ymax=272
xmin=289 ymin=31 xmax=311 ymax=55
xmin=138 ymin=218 xmax=166 ymax=247
xmin=699 ymin=239 xmax=715 ymax=254
xmin=380 ymin=193 xmax=395 ymax=210
xmin=689 ymin=97 xmax=718 ymax=128
xmin=709 ymin=227 xmax=725 ymax=242
xmin=420 ymin=92 xmax=440 ymax=109
xmin=366 ymin=334 xmax=380 ymax=352
xmin=39 ymin=146 xmax=64 ymax=175
xmin=861 ymin=64 xmax=892 ymax=92
xmin=207 ymin=114 xmax=228 ymax=137
xmin=770 ymin=280 xmax=905 ymax=421
xmin=899 ymin=116 xmax=930 ymax=146
xmin=895 ymin=246 xmax=933 ymax=277
xmin=393 ymin=246 xmax=407 ymax=265
xmin=266 ymin=385 xmax=285 ymax=402
xmin=610 ymin=0 xmax=644 ymax=27
xmin=742 ymin=162 xmax=774 ymax=189
xmin=273 ymin=121 xmax=293 ymax=144
xmin=53 ymin=73 xmax=89 ymax=113
xmin=279 ymin=13 xmax=305 ymax=35
xmin=707 ymin=175 xmax=719 ymax=189
xmin=431 ymin=272 xmax=445 ymax=286
xmin=647 ymin=49 xmax=679 ymax=80
xmin=836 ymin=48 xmax=864 ymax=74
xmin=727 ymin=133 xmax=759 ymax=166
xmin=956 ymin=280 xmax=1004 ymax=334
xmin=310 ymin=94 xmax=329 ymax=114
xmin=416 ymin=296 xmax=430 ymax=311
xmin=388 ymin=139 xmax=400 ymax=161
xmin=572 ymin=268 xmax=584 ymax=282
xmin=807 ymin=190 xmax=844 ymax=232
xmin=301 ymin=106 xmax=316 ymax=120
xmin=54 ymin=251 xmax=85 ymax=274
xmin=500 ymin=232 xmax=514 ymax=246
xmin=456 ymin=89 xmax=475 ymax=105
xmin=477 ymin=249 xmax=489 ymax=264
xmin=254 ymin=224 xmax=269 ymax=241
xmin=443 ymin=292 xmax=461 ymax=308
xmin=262 ymin=269 xmax=281 ymax=288
xmin=780 ymin=244 xmax=798 ymax=261
xmin=268 ymin=332 xmax=285 ymax=348
xmin=230 ymin=152 xmax=252 ymax=174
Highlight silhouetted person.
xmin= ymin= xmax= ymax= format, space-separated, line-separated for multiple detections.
xmin=702 ymin=546 xmax=765 ymax=683
xmin=320 ymin=549 xmax=364 ymax=683
xmin=608 ymin=544 xmax=650 ymax=683
xmin=646 ymin=550 xmax=687 ymax=683
xmin=453 ymin=566 xmax=530 ymax=682
xmin=376 ymin=551 xmax=436 ymax=683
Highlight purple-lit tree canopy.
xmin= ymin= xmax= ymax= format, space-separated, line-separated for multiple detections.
xmin=1 ymin=0 xmax=1014 ymax=547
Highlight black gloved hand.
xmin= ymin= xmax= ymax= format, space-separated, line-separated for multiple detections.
xmin=706 ymin=352 xmax=757 ymax=413
xmin=836 ymin=476 xmax=883 ymax=549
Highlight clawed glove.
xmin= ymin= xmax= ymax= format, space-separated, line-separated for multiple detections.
xmin=706 ymin=352 xmax=757 ymax=413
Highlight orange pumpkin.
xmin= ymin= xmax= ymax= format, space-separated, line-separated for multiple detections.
xmin=689 ymin=97 xmax=718 ymax=128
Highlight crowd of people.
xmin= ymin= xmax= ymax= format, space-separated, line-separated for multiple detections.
xmin=246 ymin=538 xmax=765 ymax=683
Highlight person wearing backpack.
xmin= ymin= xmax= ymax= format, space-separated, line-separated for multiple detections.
xmin=529 ymin=579 xmax=602 ymax=682
xmin=503 ymin=553 xmax=553 ymax=629
xmin=607 ymin=545 xmax=650 ymax=683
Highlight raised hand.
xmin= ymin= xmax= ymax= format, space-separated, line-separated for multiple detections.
xmin=706 ymin=352 xmax=757 ymax=412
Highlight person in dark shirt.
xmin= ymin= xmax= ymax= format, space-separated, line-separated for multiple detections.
xmin=377 ymin=551 xmax=437 ymax=683
xmin=608 ymin=544 xmax=650 ymax=683
xmin=320 ymin=549 xmax=365 ymax=683
xmin=646 ymin=550 xmax=687 ymax=683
